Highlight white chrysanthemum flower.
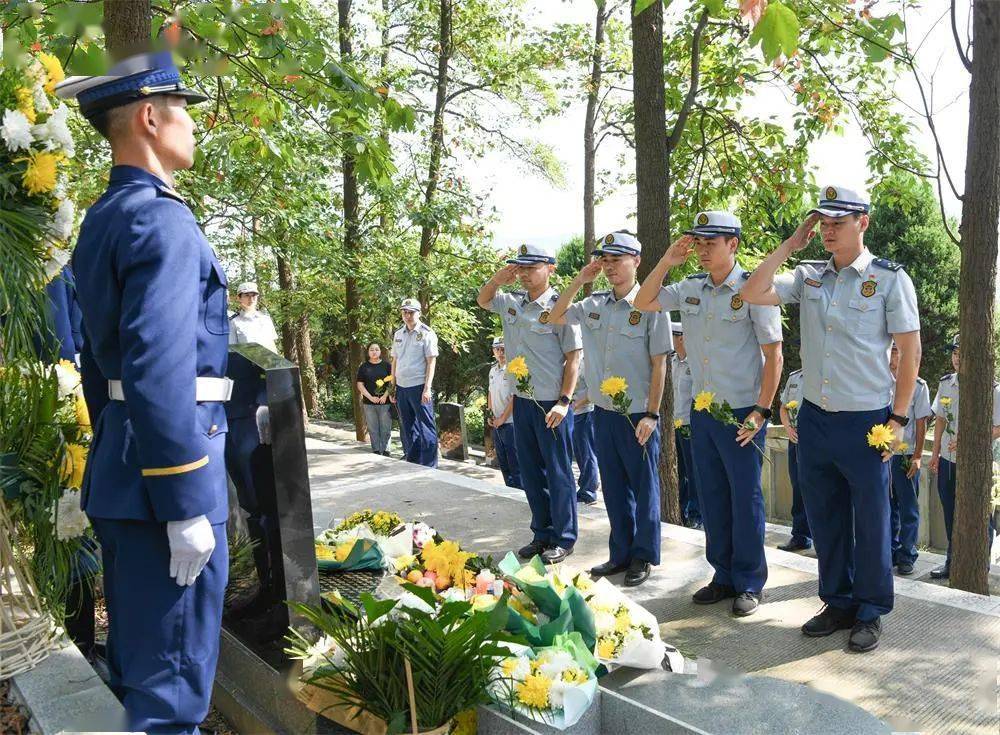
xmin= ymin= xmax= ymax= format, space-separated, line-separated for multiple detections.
xmin=588 ymin=589 xmax=620 ymax=613
xmin=594 ymin=610 xmax=616 ymax=635
xmin=32 ymin=103 xmax=74 ymax=156
xmin=53 ymin=174 xmax=68 ymax=200
xmin=497 ymin=655 xmax=530 ymax=683
xmin=51 ymin=198 xmax=75 ymax=240
xmin=439 ymin=586 xmax=467 ymax=604
xmin=549 ymin=678 xmax=567 ymax=709
xmin=1 ymin=109 xmax=34 ymax=152
xmin=44 ymin=243 xmax=71 ymax=282
xmin=33 ymin=84 xmax=52 ymax=115
xmin=53 ymin=359 xmax=81 ymax=398
xmin=299 ymin=634 xmax=344 ymax=675
xmin=537 ymin=651 xmax=574 ymax=681
xmin=51 ymin=488 xmax=89 ymax=540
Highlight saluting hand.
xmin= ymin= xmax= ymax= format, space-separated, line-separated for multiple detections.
xmin=576 ymin=259 xmax=604 ymax=285
xmin=662 ymin=235 xmax=695 ymax=268
xmin=635 ymin=416 xmax=657 ymax=446
xmin=781 ymin=213 xmax=820 ymax=255
xmin=492 ymin=264 xmax=520 ymax=286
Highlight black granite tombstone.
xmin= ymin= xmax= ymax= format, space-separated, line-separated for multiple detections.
xmin=438 ymin=401 xmax=468 ymax=461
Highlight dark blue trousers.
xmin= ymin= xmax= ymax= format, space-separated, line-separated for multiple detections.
xmin=936 ymin=458 xmax=996 ymax=566
xmin=690 ymin=405 xmax=768 ymax=594
xmin=889 ymin=454 xmax=920 ymax=565
xmin=797 ymin=401 xmax=892 ymax=621
xmin=787 ymin=440 xmax=812 ymax=546
xmin=512 ymin=396 xmax=577 ymax=549
xmin=571 ymin=410 xmax=599 ymax=502
xmin=396 ymin=383 xmax=438 ymax=467
xmin=91 ymin=518 xmax=228 ymax=735
xmin=675 ymin=428 xmax=701 ymax=524
xmin=493 ymin=422 xmax=522 ymax=489
xmin=594 ymin=407 xmax=661 ymax=565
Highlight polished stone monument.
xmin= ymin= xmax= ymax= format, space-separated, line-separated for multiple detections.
xmin=438 ymin=401 xmax=469 ymax=461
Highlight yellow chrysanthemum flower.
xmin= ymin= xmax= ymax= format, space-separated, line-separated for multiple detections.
xmin=383 ymin=374 xmax=394 ymax=383
xmin=334 ymin=540 xmax=356 ymax=562
xmin=940 ymin=397 xmax=952 ymax=407
xmin=562 ymin=668 xmax=589 ymax=684
xmin=60 ymin=442 xmax=87 ymax=489
xmin=674 ymin=418 xmax=682 ymax=429
xmin=315 ymin=544 xmax=336 ymax=561
xmin=897 ymin=441 xmax=910 ymax=454
xmin=15 ymin=87 xmax=36 ymax=123
xmin=392 ymin=553 xmax=416 ymax=571
xmin=694 ymin=391 xmax=715 ymax=412
xmin=600 ymin=376 xmax=628 ymax=398
xmin=785 ymin=400 xmax=798 ymax=410
xmin=515 ymin=674 xmax=551 ymax=709
xmin=451 ymin=709 xmax=477 ymax=735
xmin=866 ymin=423 xmax=896 ymax=451
xmin=75 ymin=394 xmax=91 ymax=431
xmin=22 ymin=151 xmax=61 ymax=195
xmin=597 ymin=636 xmax=618 ymax=659
xmin=614 ymin=609 xmax=632 ymax=633
xmin=506 ymin=355 xmax=529 ymax=379
xmin=501 ymin=657 xmax=520 ymax=677
xmin=38 ymin=52 xmax=65 ymax=94
xmin=509 ymin=595 xmax=537 ymax=623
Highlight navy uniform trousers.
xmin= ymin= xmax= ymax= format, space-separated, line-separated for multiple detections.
xmin=690 ymin=405 xmax=768 ymax=594
xmin=594 ymin=407 xmax=661 ymax=566
xmin=889 ymin=455 xmax=920 ymax=565
xmin=675 ymin=429 xmax=701 ymax=525
xmin=513 ymin=396 xmax=577 ymax=549
xmin=936 ymin=458 xmax=996 ymax=566
xmin=396 ymin=383 xmax=438 ymax=467
xmin=91 ymin=519 xmax=228 ymax=734
xmin=797 ymin=401 xmax=893 ymax=621
xmin=787 ymin=441 xmax=813 ymax=546
xmin=492 ymin=422 xmax=522 ymax=489
xmin=570 ymin=411 xmax=600 ymax=502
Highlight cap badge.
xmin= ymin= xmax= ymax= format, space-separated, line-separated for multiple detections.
xmin=519 ymin=244 xmax=528 ymax=255
xmin=604 ymin=233 xmax=615 ymax=244
xmin=628 ymin=310 xmax=641 ymax=326
xmin=860 ymin=279 xmax=877 ymax=298
xmin=697 ymin=213 xmax=709 ymax=225
xmin=825 ymin=186 xmax=837 ymax=200
xmin=730 ymin=294 xmax=744 ymax=311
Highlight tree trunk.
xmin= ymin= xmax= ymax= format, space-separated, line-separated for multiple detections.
xmin=582 ymin=4 xmax=608 ymax=298
xmin=275 ymin=254 xmax=298 ymax=362
xmin=951 ymin=0 xmax=1000 ymax=594
xmin=631 ymin=0 xmax=680 ymax=525
xmin=379 ymin=0 xmax=393 ymax=231
xmin=339 ymin=0 xmax=367 ymax=441
xmin=417 ymin=0 xmax=453 ymax=316
xmin=296 ymin=311 xmax=320 ymax=420
xmin=103 ymin=0 xmax=151 ymax=60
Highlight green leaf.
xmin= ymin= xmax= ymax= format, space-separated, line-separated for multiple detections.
xmin=748 ymin=1 xmax=799 ymax=62
xmin=701 ymin=0 xmax=725 ymax=17
xmin=634 ymin=0 xmax=658 ymax=16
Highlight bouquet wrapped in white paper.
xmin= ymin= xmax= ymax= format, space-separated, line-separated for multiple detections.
xmin=584 ymin=578 xmax=677 ymax=670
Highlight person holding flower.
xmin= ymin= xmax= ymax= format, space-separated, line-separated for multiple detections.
xmin=477 ymin=243 xmax=583 ymax=565
xmin=570 ymin=367 xmax=600 ymax=505
xmin=390 ymin=298 xmax=440 ymax=467
xmin=58 ymin=52 xmax=230 ymax=731
xmin=487 ymin=336 xmax=521 ymax=488
xmin=777 ymin=368 xmax=812 ymax=552
xmin=928 ymin=334 xmax=1000 ymax=580
xmin=356 ymin=341 xmax=393 ymax=456
xmin=635 ymin=211 xmax=782 ymax=614
xmin=671 ymin=322 xmax=702 ymax=529
xmin=551 ymin=231 xmax=672 ymax=587
xmin=887 ymin=343 xmax=932 ymax=576
xmin=740 ymin=184 xmax=921 ymax=653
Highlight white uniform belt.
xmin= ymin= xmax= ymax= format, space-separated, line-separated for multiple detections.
xmin=108 ymin=377 xmax=233 ymax=402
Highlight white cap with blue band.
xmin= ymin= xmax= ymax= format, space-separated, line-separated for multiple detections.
xmin=810 ymin=184 xmax=870 ymax=217
xmin=684 ymin=211 xmax=742 ymax=238
xmin=506 ymin=242 xmax=557 ymax=265
xmin=592 ymin=231 xmax=642 ymax=257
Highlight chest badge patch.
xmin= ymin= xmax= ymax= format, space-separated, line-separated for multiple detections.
xmin=507 ymin=307 xmax=516 ymax=316
xmin=539 ymin=310 xmax=551 ymax=324
xmin=730 ymin=294 xmax=744 ymax=311
xmin=685 ymin=296 xmax=701 ymax=306
xmin=628 ymin=310 xmax=642 ymax=325
xmin=805 ymin=277 xmax=822 ymax=288
xmin=860 ymin=279 xmax=877 ymax=298
xmin=416 ymin=332 xmax=424 ymax=342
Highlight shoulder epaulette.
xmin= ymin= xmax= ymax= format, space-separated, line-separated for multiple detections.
xmin=790 ymin=368 xmax=803 ymax=377
xmin=916 ymin=376 xmax=927 ymax=384
xmin=941 ymin=372 xmax=954 ymax=381
xmin=156 ymin=185 xmax=188 ymax=205
xmin=873 ymin=257 xmax=903 ymax=272
xmin=228 ymin=312 xmax=237 ymax=321
xmin=685 ymin=272 xmax=709 ymax=280
xmin=419 ymin=323 xmax=432 ymax=331
xmin=511 ymin=290 xmax=527 ymax=297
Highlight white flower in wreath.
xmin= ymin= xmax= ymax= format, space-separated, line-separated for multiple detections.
xmin=1 ymin=108 xmax=34 ymax=152
xmin=53 ymin=358 xmax=81 ymax=398
xmin=299 ymin=634 xmax=344 ymax=675
xmin=52 ymin=199 xmax=75 ymax=241
xmin=44 ymin=243 xmax=72 ymax=282
xmin=33 ymin=104 xmax=74 ymax=157
xmin=51 ymin=488 xmax=90 ymax=540
xmin=33 ymin=83 xmax=53 ymax=116
xmin=536 ymin=650 xmax=575 ymax=681
xmin=593 ymin=610 xmax=616 ymax=635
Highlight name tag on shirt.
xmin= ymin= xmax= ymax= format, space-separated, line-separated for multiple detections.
xmin=588 ymin=312 xmax=600 ymax=320
xmin=805 ymin=278 xmax=822 ymax=288
xmin=685 ymin=296 xmax=701 ymax=305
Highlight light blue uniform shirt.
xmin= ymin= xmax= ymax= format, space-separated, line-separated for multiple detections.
xmin=671 ymin=353 xmax=693 ymax=424
xmin=931 ymin=374 xmax=1000 ymax=463
xmin=488 ymin=363 xmax=516 ymax=426
xmin=780 ymin=369 xmax=805 ymax=407
xmin=574 ymin=368 xmax=594 ymax=414
xmin=489 ymin=287 xmax=583 ymax=401
xmin=892 ymin=377 xmax=932 ymax=449
xmin=658 ymin=264 xmax=782 ymax=409
xmin=565 ymin=283 xmax=672 ymax=413
xmin=391 ymin=322 xmax=439 ymax=389
xmin=773 ymin=248 xmax=920 ymax=412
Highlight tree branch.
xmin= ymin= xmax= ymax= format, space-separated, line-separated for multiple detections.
xmin=667 ymin=9 xmax=709 ymax=153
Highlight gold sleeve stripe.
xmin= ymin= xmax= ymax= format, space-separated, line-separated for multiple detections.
xmin=141 ymin=456 xmax=209 ymax=477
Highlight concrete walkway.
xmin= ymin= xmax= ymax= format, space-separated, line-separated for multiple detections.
xmin=305 ymin=424 xmax=1000 ymax=735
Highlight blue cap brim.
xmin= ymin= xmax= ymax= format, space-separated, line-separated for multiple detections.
xmin=591 ymin=246 xmax=640 ymax=257
xmin=684 ymin=228 xmax=741 ymax=238
xmin=506 ymin=256 xmax=555 ymax=265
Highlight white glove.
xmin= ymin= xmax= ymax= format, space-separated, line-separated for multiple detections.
xmin=166 ymin=515 xmax=216 ymax=587
xmin=255 ymin=405 xmax=271 ymax=445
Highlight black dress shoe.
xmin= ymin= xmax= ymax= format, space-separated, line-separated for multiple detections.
xmin=517 ymin=540 xmax=548 ymax=559
xmin=896 ymin=561 xmax=915 ymax=576
xmin=777 ymin=538 xmax=812 ymax=552
xmin=692 ymin=581 xmax=737 ymax=604
xmin=732 ymin=592 xmax=759 ymax=616
xmin=929 ymin=564 xmax=950 ymax=579
xmin=623 ymin=560 xmax=651 ymax=587
xmin=541 ymin=546 xmax=573 ymax=564
xmin=577 ymin=496 xmax=598 ymax=506
xmin=848 ymin=617 xmax=881 ymax=652
xmin=801 ymin=604 xmax=856 ymax=637
xmin=591 ymin=560 xmax=628 ymax=577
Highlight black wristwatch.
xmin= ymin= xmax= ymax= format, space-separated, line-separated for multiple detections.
xmin=645 ymin=412 xmax=660 ymax=421
xmin=753 ymin=405 xmax=773 ymax=421
xmin=888 ymin=412 xmax=909 ymax=427
xmin=558 ymin=395 xmax=571 ymax=406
